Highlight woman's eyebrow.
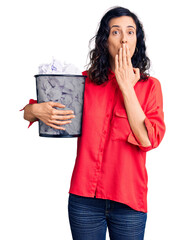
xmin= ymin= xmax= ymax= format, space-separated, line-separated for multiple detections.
xmin=111 ymin=25 xmax=121 ymax=28
xmin=127 ymin=25 xmax=136 ymax=30
xmin=111 ymin=25 xmax=136 ymax=30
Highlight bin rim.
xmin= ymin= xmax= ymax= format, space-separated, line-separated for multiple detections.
xmin=34 ymin=74 xmax=86 ymax=78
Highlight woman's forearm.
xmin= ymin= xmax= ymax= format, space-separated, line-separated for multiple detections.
xmin=121 ymin=84 xmax=151 ymax=147
xmin=24 ymin=104 xmax=38 ymax=122
xmin=23 ymin=102 xmax=75 ymax=130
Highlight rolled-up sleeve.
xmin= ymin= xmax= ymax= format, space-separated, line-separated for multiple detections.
xmin=127 ymin=78 xmax=166 ymax=152
xmin=20 ymin=99 xmax=38 ymax=128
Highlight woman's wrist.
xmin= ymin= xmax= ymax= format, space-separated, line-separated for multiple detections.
xmin=120 ymin=81 xmax=133 ymax=96
xmin=31 ymin=103 xmax=39 ymax=119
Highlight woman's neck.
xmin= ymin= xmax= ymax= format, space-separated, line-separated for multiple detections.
xmin=109 ymin=57 xmax=115 ymax=73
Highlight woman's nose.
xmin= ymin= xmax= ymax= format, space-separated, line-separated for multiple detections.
xmin=121 ymin=34 xmax=127 ymax=44
xmin=121 ymin=39 xmax=127 ymax=44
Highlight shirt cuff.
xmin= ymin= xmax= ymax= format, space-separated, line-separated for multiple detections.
xmin=20 ymin=99 xmax=38 ymax=128
xmin=127 ymin=117 xmax=153 ymax=152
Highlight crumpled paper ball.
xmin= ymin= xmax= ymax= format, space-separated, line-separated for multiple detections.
xmin=38 ymin=57 xmax=81 ymax=75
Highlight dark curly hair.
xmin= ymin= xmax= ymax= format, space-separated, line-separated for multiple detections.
xmin=87 ymin=6 xmax=151 ymax=85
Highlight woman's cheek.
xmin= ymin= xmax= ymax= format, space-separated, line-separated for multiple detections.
xmin=130 ymin=43 xmax=137 ymax=57
xmin=108 ymin=46 xmax=116 ymax=59
xmin=108 ymin=47 xmax=114 ymax=58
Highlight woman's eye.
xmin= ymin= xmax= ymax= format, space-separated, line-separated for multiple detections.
xmin=128 ymin=31 xmax=134 ymax=35
xmin=112 ymin=30 xmax=120 ymax=35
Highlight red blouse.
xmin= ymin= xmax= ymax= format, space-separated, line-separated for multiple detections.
xmin=69 ymin=69 xmax=165 ymax=213
xmin=23 ymin=69 xmax=165 ymax=213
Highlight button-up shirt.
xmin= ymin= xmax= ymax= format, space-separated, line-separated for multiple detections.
xmin=69 ymin=69 xmax=166 ymax=213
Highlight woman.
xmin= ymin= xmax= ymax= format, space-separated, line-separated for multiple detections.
xmin=23 ymin=6 xmax=166 ymax=240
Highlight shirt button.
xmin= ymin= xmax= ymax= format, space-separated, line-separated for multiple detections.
xmin=100 ymin=148 xmax=103 ymax=152
xmin=106 ymin=113 xmax=109 ymax=117
xmin=103 ymin=130 xmax=106 ymax=135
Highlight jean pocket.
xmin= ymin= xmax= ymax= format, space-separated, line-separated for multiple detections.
xmin=111 ymin=108 xmax=131 ymax=141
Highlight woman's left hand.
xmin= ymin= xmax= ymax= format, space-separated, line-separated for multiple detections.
xmin=114 ymin=43 xmax=140 ymax=91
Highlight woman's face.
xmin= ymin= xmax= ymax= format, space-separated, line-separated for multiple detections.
xmin=107 ymin=16 xmax=137 ymax=68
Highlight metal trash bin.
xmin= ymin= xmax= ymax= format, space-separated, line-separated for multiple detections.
xmin=34 ymin=74 xmax=86 ymax=137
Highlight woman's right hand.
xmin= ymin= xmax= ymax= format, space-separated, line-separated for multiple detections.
xmin=31 ymin=101 xmax=75 ymax=130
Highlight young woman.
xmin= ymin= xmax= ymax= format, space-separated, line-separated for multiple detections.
xmin=23 ymin=6 xmax=166 ymax=240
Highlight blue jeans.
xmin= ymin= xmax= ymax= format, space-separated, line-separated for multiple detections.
xmin=68 ymin=193 xmax=147 ymax=240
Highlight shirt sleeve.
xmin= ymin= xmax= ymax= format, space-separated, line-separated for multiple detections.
xmin=127 ymin=79 xmax=166 ymax=152
xmin=20 ymin=99 xmax=38 ymax=128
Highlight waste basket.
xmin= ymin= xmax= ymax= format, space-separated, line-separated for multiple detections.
xmin=34 ymin=74 xmax=86 ymax=137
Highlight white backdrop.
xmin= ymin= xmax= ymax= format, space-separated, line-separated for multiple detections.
xmin=0 ymin=0 xmax=185 ymax=239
